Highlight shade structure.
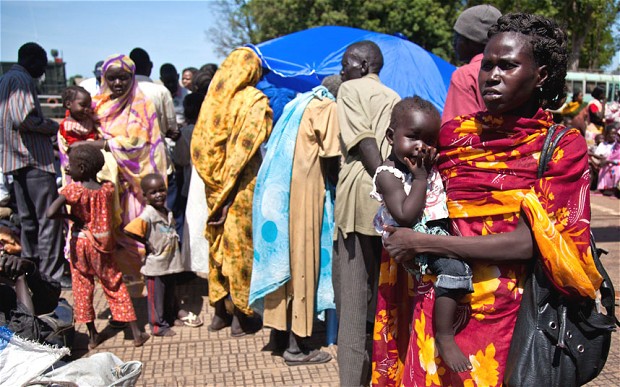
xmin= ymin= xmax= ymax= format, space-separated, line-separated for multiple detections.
xmin=247 ymin=25 xmax=456 ymax=112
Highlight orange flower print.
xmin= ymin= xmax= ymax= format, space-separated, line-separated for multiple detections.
xmin=551 ymin=146 xmax=564 ymax=165
xmin=554 ymin=207 xmax=569 ymax=230
xmin=505 ymin=270 xmax=523 ymax=299
xmin=480 ymin=217 xmax=494 ymax=236
xmin=463 ymin=343 xmax=499 ymax=387
xmin=374 ymin=309 xmax=388 ymax=341
xmin=456 ymin=118 xmax=483 ymax=136
xmin=466 ymin=264 xmax=501 ymax=321
xmin=414 ymin=313 xmax=443 ymax=386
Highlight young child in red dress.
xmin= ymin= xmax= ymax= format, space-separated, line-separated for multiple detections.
xmin=47 ymin=144 xmax=150 ymax=349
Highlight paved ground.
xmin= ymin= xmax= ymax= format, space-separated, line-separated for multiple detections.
xmin=61 ymin=194 xmax=619 ymax=386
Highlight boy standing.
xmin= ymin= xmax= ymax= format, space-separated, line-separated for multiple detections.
xmin=124 ymin=173 xmax=202 ymax=336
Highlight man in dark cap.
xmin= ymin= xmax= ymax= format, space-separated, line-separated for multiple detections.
xmin=79 ymin=60 xmax=103 ymax=96
xmin=441 ymin=4 xmax=502 ymax=124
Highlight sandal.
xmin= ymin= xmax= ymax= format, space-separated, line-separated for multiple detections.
xmin=283 ymin=349 xmax=332 ymax=366
xmin=179 ymin=311 xmax=204 ymax=328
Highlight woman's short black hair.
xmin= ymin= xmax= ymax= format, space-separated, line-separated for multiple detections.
xmin=69 ymin=144 xmax=105 ymax=176
xmin=62 ymin=85 xmax=90 ymax=105
xmin=488 ymin=13 xmax=568 ymax=110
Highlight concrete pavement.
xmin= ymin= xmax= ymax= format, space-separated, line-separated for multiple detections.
xmin=61 ymin=194 xmax=619 ymax=386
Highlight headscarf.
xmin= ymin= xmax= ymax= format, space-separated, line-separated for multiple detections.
xmin=191 ymin=47 xmax=272 ymax=215
xmin=95 ymin=55 xmax=137 ymax=120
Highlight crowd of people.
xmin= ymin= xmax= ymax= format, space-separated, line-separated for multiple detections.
xmin=0 ymin=4 xmax=617 ymax=386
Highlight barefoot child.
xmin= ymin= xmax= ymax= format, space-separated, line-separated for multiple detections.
xmin=46 ymin=144 xmax=150 ymax=349
xmin=371 ymin=97 xmax=473 ymax=372
xmin=124 ymin=173 xmax=202 ymax=337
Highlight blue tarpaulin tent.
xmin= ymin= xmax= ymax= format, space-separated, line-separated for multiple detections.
xmin=247 ymin=26 xmax=456 ymax=112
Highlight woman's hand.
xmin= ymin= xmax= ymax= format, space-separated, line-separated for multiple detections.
xmin=207 ymin=202 xmax=231 ymax=226
xmin=383 ymin=225 xmax=424 ymax=263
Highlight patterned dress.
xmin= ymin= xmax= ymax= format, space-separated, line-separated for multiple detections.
xmin=191 ymin=48 xmax=273 ymax=315
xmin=62 ymin=182 xmax=136 ymax=324
xmin=373 ymin=109 xmax=602 ymax=386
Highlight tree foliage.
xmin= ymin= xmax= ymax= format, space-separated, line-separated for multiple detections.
xmin=208 ymin=0 xmax=620 ymax=70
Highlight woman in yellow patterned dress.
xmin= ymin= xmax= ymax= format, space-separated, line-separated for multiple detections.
xmin=191 ymin=48 xmax=273 ymax=336
xmin=379 ymin=13 xmax=602 ymax=386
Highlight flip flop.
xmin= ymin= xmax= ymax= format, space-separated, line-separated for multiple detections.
xmin=283 ymin=349 xmax=332 ymax=366
xmin=179 ymin=311 xmax=204 ymax=328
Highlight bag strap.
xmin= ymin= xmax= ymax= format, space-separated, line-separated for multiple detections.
xmin=537 ymin=124 xmax=570 ymax=179
xmin=538 ymin=125 xmax=620 ymax=327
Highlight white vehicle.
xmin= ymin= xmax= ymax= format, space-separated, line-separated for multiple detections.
xmin=565 ymin=71 xmax=620 ymax=103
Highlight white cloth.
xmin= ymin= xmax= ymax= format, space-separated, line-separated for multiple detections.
xmin=181 ymin=165 xmax=209 ymax=274
xmin=79 ymin=77 xmax=100 ymax=97
xmin=594 ymin=141 xmax=614 ymax=158
xmin=0 ymin=326 xmax=70 ymax=387
xmin=30 ymin=352 xmax=142 ymax=387
xmin=370 ymin=165 xmax=449 ymax=238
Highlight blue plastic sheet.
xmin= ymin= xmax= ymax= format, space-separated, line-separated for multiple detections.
xmin=248 ymin=26 xmax=456 ymax=112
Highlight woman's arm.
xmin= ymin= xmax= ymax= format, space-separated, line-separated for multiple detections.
xmin=207 ymin=178 xmax=241 ymax=226
xmin=384 ymin=212 xmax=534 ymax=263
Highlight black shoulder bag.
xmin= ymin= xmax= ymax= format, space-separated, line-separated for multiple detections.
xmin=504 ymin=125 xmax=619 ymax=387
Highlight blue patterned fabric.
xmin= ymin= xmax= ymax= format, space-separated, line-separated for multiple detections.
xmin=250 ymin=86 xmax=335 ymax=316
xmin=316 ymin=182 xmax=336 ymax=316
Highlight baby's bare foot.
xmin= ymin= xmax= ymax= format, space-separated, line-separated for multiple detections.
xmin=435 ymin=334 xmax=472 ymax=373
